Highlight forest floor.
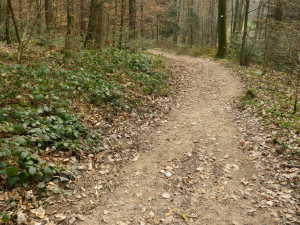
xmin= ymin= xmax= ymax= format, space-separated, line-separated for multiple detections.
xmin=4 ymin=48 xmax=297 ymax=225
xmin=73 ymin=50 xmax=298 ymax=225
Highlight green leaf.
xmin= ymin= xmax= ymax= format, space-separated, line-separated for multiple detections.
xmin=5 ymin=167 xmax=18 ymax=177
xmin=19 ymin=172 xmax=29 ymax=183
xmin=1 ymin=214 xmax=10 ymax=223
xmin=43 ymin=167 xmax=53 ymax=175
xmin=28 ymin=166 xmax=37 ymax=175
xmin=20 ymin=151 xmax=30 ymax=160
xmin=7 ymin=176 xmax=20 ymax=187
xmin=14 ymin=136 xmax=27 ymax=145
xmin=0 ymin=162 xmax=7 ymax=169
xmin=37 ymin=182 xmax=46 ymax=189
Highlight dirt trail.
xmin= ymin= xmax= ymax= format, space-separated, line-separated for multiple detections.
xmin=78 ymin=51 xmax=275 ymax=225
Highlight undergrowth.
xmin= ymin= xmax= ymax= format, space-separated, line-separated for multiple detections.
xmin=238 ymin=68 xmax=300 ymax=158
xmin=0 ymin=48 xmax=168 ymax=191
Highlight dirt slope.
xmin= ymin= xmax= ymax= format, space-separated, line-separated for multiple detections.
xmin=77 ymin=51 xmax=278 ymax=225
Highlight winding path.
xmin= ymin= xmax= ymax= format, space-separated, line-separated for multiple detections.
xmin=78 ymin=51 xmax=274 ymax=225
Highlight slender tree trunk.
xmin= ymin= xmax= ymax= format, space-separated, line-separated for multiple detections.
xmin=45 ymin=0 xmax=54 ymax=34
xmin=85 ymin=0 xmax=95 ymax=47
xmin=151 ymin=24 xmax=154 ymax=40
xmin=274 ymin=0 xmax=283 ymax=21
xmin=128 ymin=0 xmax=136 ymax=40
xmin=140 ymin=1 xmax=144 ymax=39
xmin=85 ymin=0 xmax=104 ymax=48
xmin=237 ymin=0 xmax=245 ymax=33
xmin=80 ymin=0 xmax=85 ymax=36
xmin=18 ymin=0 xmax=23 ymax=32
xmin=240 ymin=0 xmax=250 ymax=66
xmin=64 ymin=0 xmax=74 ymax=60
xmin=230 ymin=0 xmax=234 ymax=37
xmin=156 ymin=15 xmax=159 ymax=45
xmin=232 ymin=0 xmax=240 ymax=38
xmin=5 ymin=1 xmax=11 ymax=44
xmin=112 ymin=0 xmax=118 ymax=47
xmin=105 ymin=13 xmax=110 ymax=44
xmin=263 ymin=0 xmax=271 ymax=73
xmin=254 ymin=0 xmax=263 ymax=41
xmin=216 ymin=0 xmax=227 ymax=58
xmin=95 ymin=1 xmax=104 ymax=48
xmin=211 ymin=0 xmax=217 ymax=47
xmin=294 ymin=85 xmax=299 ymax=113
xmin=36 ymin=0 xmax=42 ymax=35
xmin=7 ymin=0 xmax=21 ymax=44
xmin=119 ymin=0 xmax=125 ymax=48
xmin=189 ymin=0 xmax=194 ymax=47
xmin=173 ymin=0 xmax=180 ymax=45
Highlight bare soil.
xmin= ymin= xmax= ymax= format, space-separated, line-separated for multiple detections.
xmin=76 ymin=51 xmax=284 ymax=225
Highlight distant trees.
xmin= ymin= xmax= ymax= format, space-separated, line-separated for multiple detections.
xmin=0 ymin=0 xmax=142 ymax=52
xmin=0 ymin=0 xmax=298 ymax=75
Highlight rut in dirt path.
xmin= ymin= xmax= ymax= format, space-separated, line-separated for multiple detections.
xmin=78 ymin=51 xmax=274 ymax=225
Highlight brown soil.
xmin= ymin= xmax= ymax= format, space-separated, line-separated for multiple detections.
xmin=76 ymin=51 xmax=278 ymax=225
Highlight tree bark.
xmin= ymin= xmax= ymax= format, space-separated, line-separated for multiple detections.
xmin=95 ymin=1 xmax=104 ymax=48
xmin=5 ymin=1 xmax=11 ymax=44
xmin=273 ymin=0 xmax=283 ymax=21
xmin=140 ymin=1 xmax=144 ymax=39
xmin=216 ymin=0 xmax=227 ymax=58
xmin=263 ymin=0 xmax=271 ymax=73
xmin=112 ymin=0 xmax=118 ymax=47
xmin=240 ymin=0 xmax=250 ymax=66
xmin=85 ymin=0 xmax=104 ymax=48
xmin=232 ymin=0 xmax=239 ymax=34
xmin=45 ymin=0 xmax=54 ymax=34
xmin=7 ymin=0 xmax=21 ymax=44
xmin=128 ymin=0 xmax=136 ymax=40
xmin=118 ymin=0 xmax=125 ymax=48
xmin=80 ymin=0 xmax=85 ymax=36
xmin=65 ymin=0 xmax=73 ymax=52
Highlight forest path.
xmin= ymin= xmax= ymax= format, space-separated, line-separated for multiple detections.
xmin=78 ymin=51 xmax=274 ymax=225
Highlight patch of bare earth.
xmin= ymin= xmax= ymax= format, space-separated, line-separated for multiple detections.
xmin=69 ymin=50 xmax=298 ymax=225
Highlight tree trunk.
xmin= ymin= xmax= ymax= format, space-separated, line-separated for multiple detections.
xmin=233 ymin=0 xmax=239 ymax=32
xmin=36 ymin=0 xmax=42 ymax=35
xmin=189 ymin=0 xmax=194 ymax=47
xmin=237 ymin=0 xmax=245 ymax=33
xmin=112 ymin=0 xmax=118 ymax=47
xmin=85 ymin=0 xmax=104 ymax=48
xmin=294 ymin=85 xmax=299 ymax=113
xmin=216 ymin=0 xmax=227 ymax=58
xmin=230 ymin=0 xmax=234 ymax=37
xmin=64 ymin=0 xmax=74 ymax=60
xmin=118 ymin=0 xmax=125 ymax=48
xmin=140 ymin=1 xmax=144 ymax=39
xmin=173 ymin=0 xmax=180 ymax=45
xmin=240 ymin=0 xmax=250 ymax=66
xmin=5 ymin=1 xmax=11 ymax=44
xmin=273 ymin=0 xmax=283 ymax=21
xmin=80 ymin=0 xmax=85 ymax=36
xmin=263 ymin=0 xmax=271 ymax=73
xmin=7 ymin=0 xmax=21 ymax=44
xmin=156 ymin=15 xmax=159 ymax=45
xmin=45 ymin=0 xmax=54 ymax=34
xmin=95 ymin=1 xmax=104 ymax=48
xmin=128 ymin=0 xmax=136 ymax=40
xmin=105 ymin=13 xmax=110 ymax=44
